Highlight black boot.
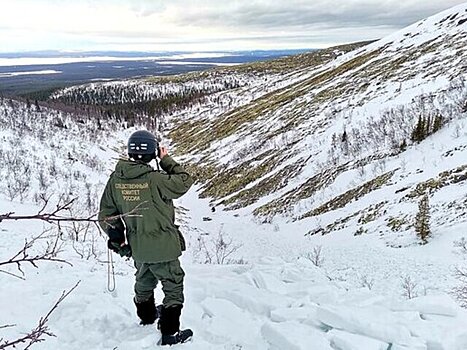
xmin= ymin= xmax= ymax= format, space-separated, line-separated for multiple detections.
xmin=159 ymin=305 xmax=193 ymax=346
xmin=161 ymin=329 xmax=193 ymax=346
xmin=134 ymin=295 xmax=161 ymax=325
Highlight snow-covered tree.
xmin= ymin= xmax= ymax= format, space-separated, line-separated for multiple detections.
xmin=415 ymin=194 xmax=431 ymax=244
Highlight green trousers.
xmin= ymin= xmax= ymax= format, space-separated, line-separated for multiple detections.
xmin=134 ymin=259 xmax=185 ymax=308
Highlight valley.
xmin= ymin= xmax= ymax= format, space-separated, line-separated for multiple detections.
xmin=1 ymin=3 xmax=467 ymax=350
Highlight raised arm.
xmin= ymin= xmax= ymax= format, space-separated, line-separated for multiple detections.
xmin=152 ymin=153 xmax=194 ymax=200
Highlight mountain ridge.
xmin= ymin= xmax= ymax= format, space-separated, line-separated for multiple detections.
xmin=17 ymin=3 xmax=467 ymax=246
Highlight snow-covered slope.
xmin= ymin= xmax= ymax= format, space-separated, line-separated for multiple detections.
xmin=0 ymin=98 xmax=132 ymax=211
xmin=2 ymin=4 xmax=467 ymax=350
xmin=50 ymin=5 xmax=467 ymax=247
xmin=160 ymin=3 xmax=467 ymax=247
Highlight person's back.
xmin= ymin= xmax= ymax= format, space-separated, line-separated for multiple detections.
xmin=99 ymin=130 xmax=194 ymax=345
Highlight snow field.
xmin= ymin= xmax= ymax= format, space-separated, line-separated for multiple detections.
xmin=2 ymin=226 xmax=467 ymax=350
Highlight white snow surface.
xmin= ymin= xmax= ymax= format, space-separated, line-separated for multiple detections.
xmin=2 ymin=202 xmax=467 ymax=350
xmin=0 ymin=70 xmax=62 ymax=77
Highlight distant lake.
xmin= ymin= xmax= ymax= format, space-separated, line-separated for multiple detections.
xmin=0 ymin=50 xmax=311 ymax=96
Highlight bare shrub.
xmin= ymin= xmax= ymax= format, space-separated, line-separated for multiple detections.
xmin=49 ymin=157 xmax=58 ymax=177
xmin=360 ymin=275 xmax=375 ymax=290
xmin=193 ymin=226 xmax=243 ymax=264
xmin=36 ymin=170 xmax=49 ymax=192
xmin=84 ymin=183 xmax=99 ymax=213
xmin=6 ymin=175 xmax=31 ymax=201
xmin=62 ymin=205 xmax=95 ymax=243
xmin=454 ymin=237 xmax=467 ymax=255
xmin=453 ymin=267 xmax=467 ymax=308
xmin=303 ymin=245 xmax=325 ymax=267
xmin=71 ymin=233 xmax=102 ymax=261
xmin=401 ymin=275 xmax=418 ymax=299
xmin=357 ymin=165 xmax=366 ymax=181
xmin=62 ymin=210 xmax=95 ymax=242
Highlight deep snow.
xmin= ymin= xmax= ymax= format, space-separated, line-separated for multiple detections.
xmin=1 ymin=187 xmax=467 ymax=350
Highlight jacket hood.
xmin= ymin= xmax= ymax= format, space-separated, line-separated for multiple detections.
xmin=114 ymin=159 xmax=153 ymax=180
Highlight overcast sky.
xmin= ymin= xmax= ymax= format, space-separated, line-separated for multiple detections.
xmin=0 ymin=0 xmax=465 ymax=53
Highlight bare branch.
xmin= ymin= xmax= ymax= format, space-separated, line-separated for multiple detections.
xmin=37 ymin=194 xmax=52 ymax=215
xmin=193 ymin=227 xmax=243 ymax=265
xmin=454 ymin=238 xmax=467 ymax=255
xmin=0 ymin=269 xmax=26 ymax=280
xmin=401 ymin=275 xmax=418 ymax=299
xmin=0 ymin=230 xmax=70 ymax=277
xmin=0 ymin=325 xmax=15 ymax=330
xmin=455 ymin=267 xmax=467 ymax=279
xmin=0 ymin=199 xmax=148 ymax=229
xmin=453 ymin=267 xmax=467 ymax=308
xmin=0 ymin=281 xmax=80 ymax=349
xmin=303 ymin=245 xmax=325 ymax=267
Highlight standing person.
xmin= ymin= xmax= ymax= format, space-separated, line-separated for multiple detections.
xmin=98 ymin=130 xmax=194 ymax=346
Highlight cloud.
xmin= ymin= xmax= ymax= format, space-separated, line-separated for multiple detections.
xmin=165 ymin=0 xmax=465 ymax=29
xmin=0 ymin=0 xmax=464 ymax=52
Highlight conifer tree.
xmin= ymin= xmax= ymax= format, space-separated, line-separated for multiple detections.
xmin=415 ymin=194 xmax=431 ymax=244
xmin=341 ymin=130 xmax=347 ymax=143
xmin=411 ymin=116 xmax=427 ymax=143
xmin=399 ymin=139 xmax=407 ymax=151
xmin=411 ymin=116 xmax=420 ymax=142
xmin=425 ymin=115 xmax=432 ymax=136
xmin=432 ymin=115 xmax=443 ymax=133
xmin=341 ymin=130 xmax=349 ymax=155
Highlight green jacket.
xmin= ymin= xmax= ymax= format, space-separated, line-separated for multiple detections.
xmin=98 ymin=155 xmax=193 ymax=263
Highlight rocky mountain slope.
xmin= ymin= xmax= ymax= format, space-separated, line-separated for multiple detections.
xmin=53 ymin=4 xmax=467 ymax=247
xmin=175 ymin=5 xmax=467 ymax=248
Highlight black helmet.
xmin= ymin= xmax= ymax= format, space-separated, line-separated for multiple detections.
xmin=128 ymin=130 xmax=158 ymax=161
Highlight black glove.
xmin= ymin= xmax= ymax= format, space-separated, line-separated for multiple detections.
xmin=118 ymin=244 xmax=132 ymax=258
xmin=107 ymin=240 xmax=132 ymax=258
xmin=108 ymin=228 xmax=125 ymax=244
xmin=107 ymin=228 xmax=131 ymax=258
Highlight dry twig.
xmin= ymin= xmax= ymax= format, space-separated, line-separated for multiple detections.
xmin=0 ymin=230 xmax=69 ymax=279
xmin=0 ymin=281 xmax=80 ymax=349
xmin=453 ymin=267 xmax=467 ymax=308
xmin=0 ymin=196 xmax=147 ymax=229
xmin=0 ymin=325 xmax=15 ymax=330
